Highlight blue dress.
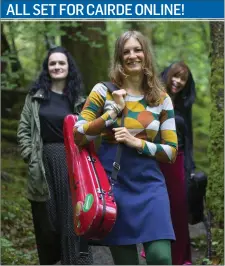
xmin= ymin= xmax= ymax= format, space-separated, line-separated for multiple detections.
xmin=98 ymin=142 xmax=175 ymax=245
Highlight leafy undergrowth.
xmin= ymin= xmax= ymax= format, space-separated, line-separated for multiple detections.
xmin=1 ymin=140 xmax=39 ymax=265
xmin=191 ymin=233 xmax=223 ymax=265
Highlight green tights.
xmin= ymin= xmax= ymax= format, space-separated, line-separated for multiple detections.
xmin=110 ymin=240 xmax=172 ymax=265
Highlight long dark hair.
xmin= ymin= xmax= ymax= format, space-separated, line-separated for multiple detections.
xmin=30 ymin=46 xmax=83 ymax=105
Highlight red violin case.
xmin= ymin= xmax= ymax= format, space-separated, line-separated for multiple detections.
xmin=63 ymin=115 xmax=117 ymax=240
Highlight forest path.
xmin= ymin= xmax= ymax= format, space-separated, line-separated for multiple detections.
xmin=91 ymin=223 xmax=206 ymax=265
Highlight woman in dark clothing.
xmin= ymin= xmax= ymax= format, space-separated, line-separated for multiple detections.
xmin=141 ymin=61 xmax=196 ymax=265
xmin=162 ymin=61 xmax=196 ymax=173
xmin=160 ymin=61 xmax=196 ymax=265
xmin=17 ymin=47 xmax=93 ymax=265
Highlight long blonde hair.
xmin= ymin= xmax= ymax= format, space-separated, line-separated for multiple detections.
xmin=109 ymin=31 xmax=165 ymax=106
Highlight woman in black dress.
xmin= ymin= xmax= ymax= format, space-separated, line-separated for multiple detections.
xmin=17 ymin=47 xmax=93 ymax=265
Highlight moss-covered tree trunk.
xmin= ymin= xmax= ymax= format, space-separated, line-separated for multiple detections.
xmin=207 ymin=22 xmax=224 ymax=262
xmin=1 ymin=23 xmax=24 ymax=88
xmin=61 ymin=22 xmax=109 ymax=94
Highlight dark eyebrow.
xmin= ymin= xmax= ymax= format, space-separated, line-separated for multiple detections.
xmin=49 ymin=60 xmax=66 ymax=64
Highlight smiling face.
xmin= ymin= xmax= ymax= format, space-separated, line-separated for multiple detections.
xmin=48 ymin=52 xmax=69 ymax=80
xmin=170 ymin=74 xmax=188 ymax=94
xmin=166 ymin=63 xmax=189 ymax=95
xmin=122 ymin=37 xmax=145 ymax=76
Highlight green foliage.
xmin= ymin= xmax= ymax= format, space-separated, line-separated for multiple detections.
xmin=75 ymin=31 xmax=90 ymax=42
xmin=106 ymin=21 xmax=127 ymax=58
xmin=191 ymin=233 xmax=223 ymax=265
xmin=211 ymin=228 xmax=224 ymax=264
xmin=207 ymin=58 xmax=224 ymax=224
xmin=2 ymin=119 xmax=19 ymax=130
xmin=206 ymin=22 xmax=224 ymax=264
xmin=192 ymin=97 xmax=211 ymax=172
xmin=1 ymin=129 xmax=17 ymax=143
xmin=201 ymin=258 xmax=213 ymax=265
xmin=2 ymin=21 xmax=211 ymax=93
xmin=1 ymin=237 xmax=37 ymax=265
xmin=148 ymin=22 xmax=210 ymax=92
xmin=1 ymin=53 xmax=24 ymax=90
xmin=1 ymin=142 xmax=39 ymax=265
xmin=2 ymin=21 xmax=112 ymax=89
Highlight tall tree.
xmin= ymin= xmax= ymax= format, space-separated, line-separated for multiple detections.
xmin=61 ymin=22 xmax=109 ymax=94
xmin=207 ymin=22 xmax=224 ymax=262
xmin=1 ymin=23 xmax=24 ymax=88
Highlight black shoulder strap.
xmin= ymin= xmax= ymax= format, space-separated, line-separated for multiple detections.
xmin=101 ymin=81 xmax=119 ymax=93
xmin=101 ymin=81 xmax=125 ymax=181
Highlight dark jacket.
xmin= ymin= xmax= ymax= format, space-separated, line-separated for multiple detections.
xmin=17 ymin=89 xmax=85 ymax=201
xmin=161 ymin=63 xmax=196 ymax=175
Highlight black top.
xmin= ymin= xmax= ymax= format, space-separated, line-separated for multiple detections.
xmin=39 ymin=90 xmax=72 ymax=143
xmin=175 ymin=111 xmax=185 ymax=151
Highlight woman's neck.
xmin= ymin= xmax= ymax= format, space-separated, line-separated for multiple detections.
xmin=50 ymin=80 xmax=66 ymax=94
xmin=122 ymin=75 xmax=144 ymax=95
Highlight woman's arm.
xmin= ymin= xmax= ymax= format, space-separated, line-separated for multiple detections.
xmin=138 ymin=94 xmax=178 ymax=163
xmin=17 ymin=94 xmax=32 ymax=163
xmin=73 ymin=83 xmax=120 ymax=146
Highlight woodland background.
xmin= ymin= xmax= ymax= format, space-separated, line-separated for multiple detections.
xmin=1 ymin=21 xmax=224 ymax=265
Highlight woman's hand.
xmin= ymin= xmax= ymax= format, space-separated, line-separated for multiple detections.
xmin=113 ymin=127 xmax=142 ymax=149
xmin=112 ymin=89 xmax=127 ymax=111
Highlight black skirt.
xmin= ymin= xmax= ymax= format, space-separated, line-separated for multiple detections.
xmin=30 ymin=142 xmax=93 ymax=265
